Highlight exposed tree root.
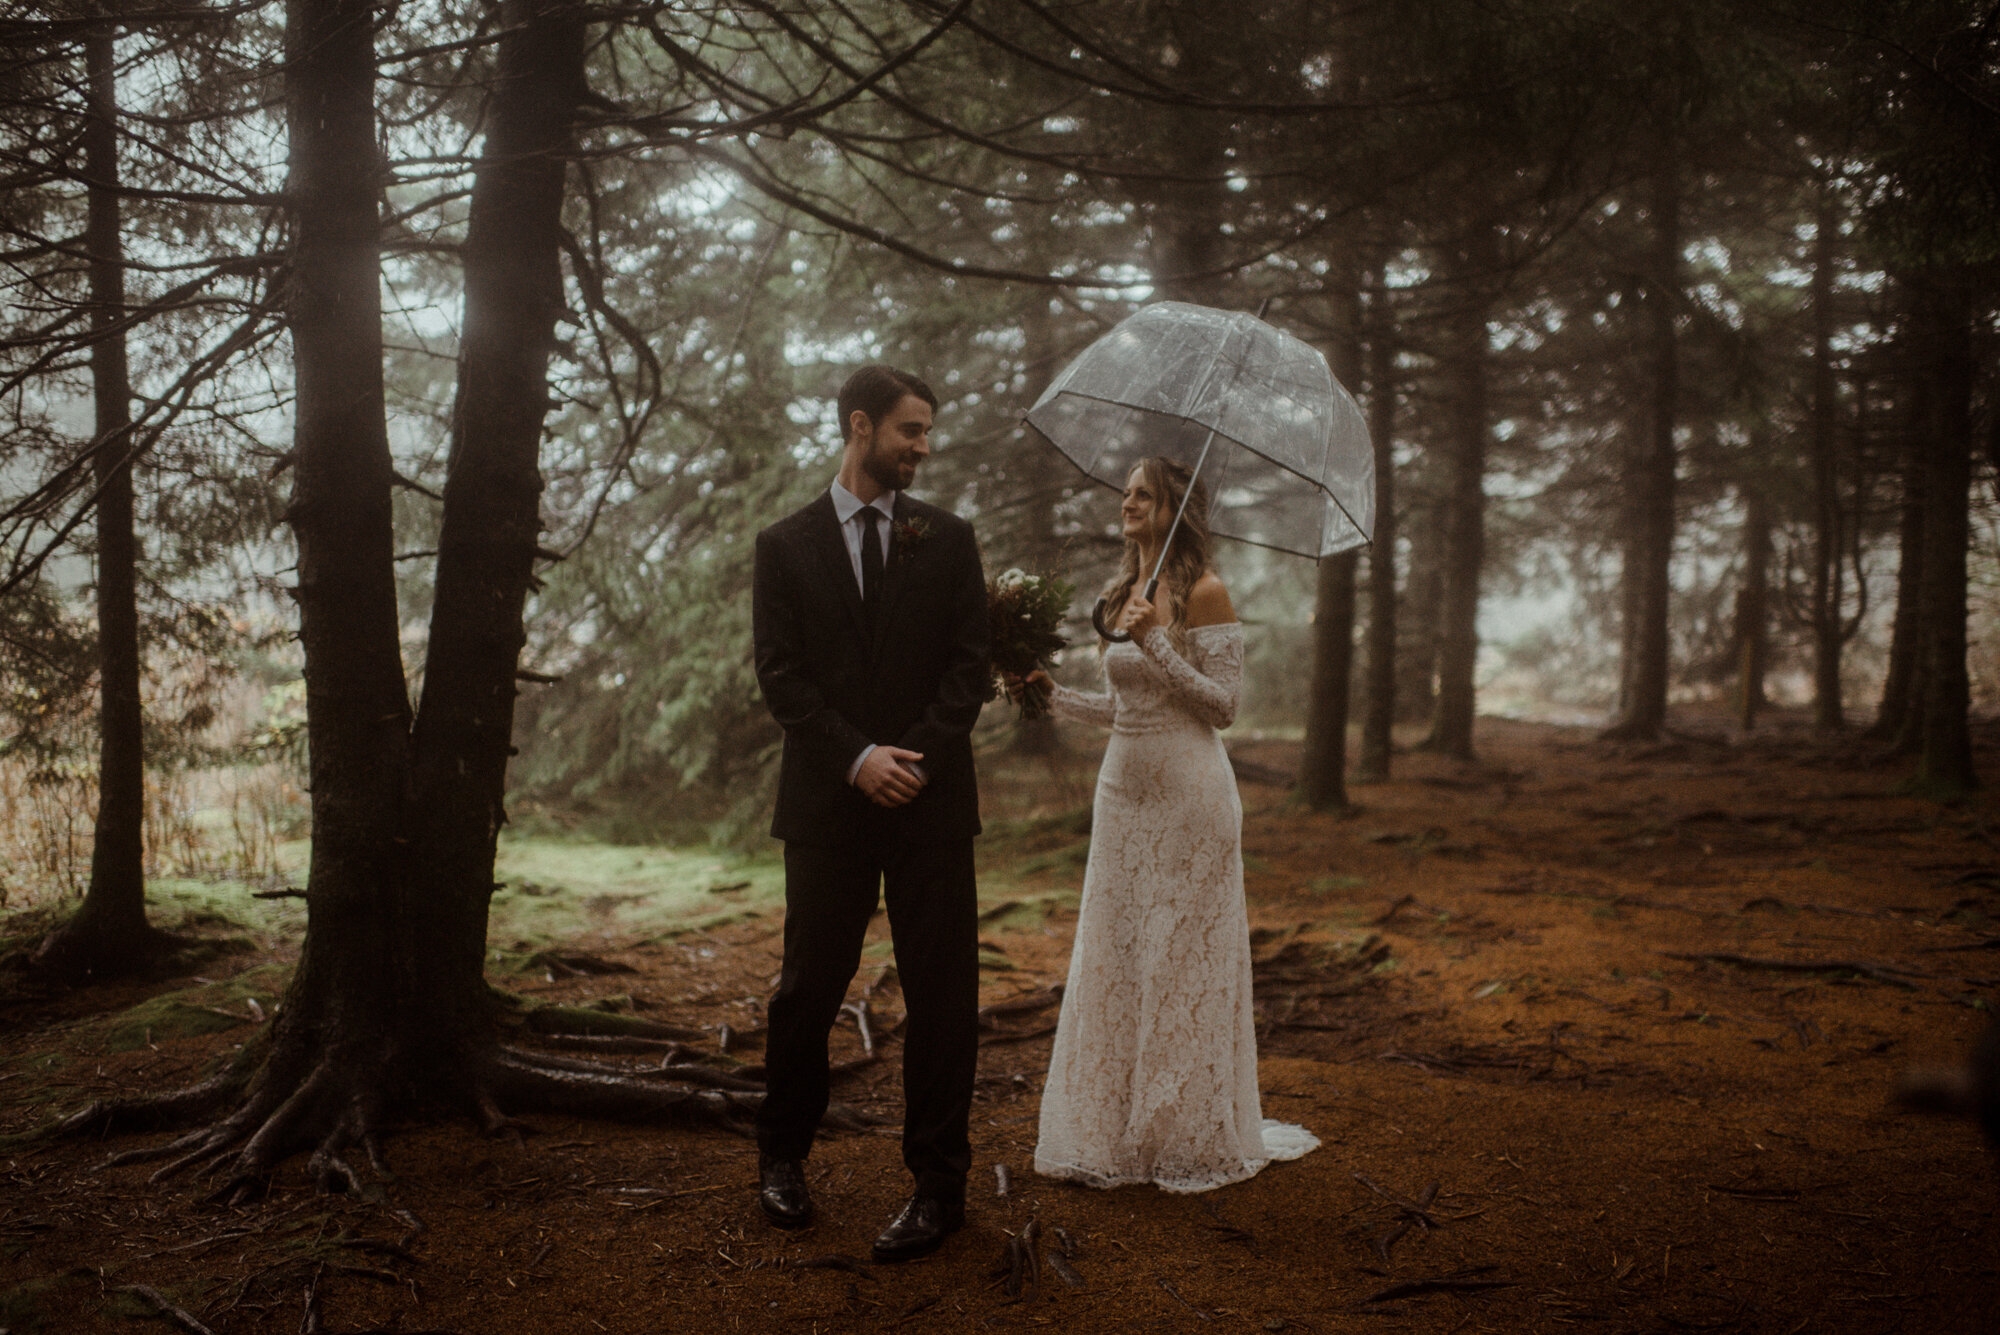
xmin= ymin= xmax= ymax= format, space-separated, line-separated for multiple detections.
xmin=30 ymin=916 xmax=194 ymax=987
xmin=54 ymin=1036 xmax=267 ymax=1146
xmin=56 ymin=1029 xmax=886 ymax=1200
xmin=522 ymin=1006 xmax=706 ymax=1042
xmin=488 ymin=1046 xmax=754 ymax=1127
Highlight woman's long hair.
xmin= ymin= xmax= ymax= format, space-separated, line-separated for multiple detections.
xmin=1100 ymin=457 xmax=1212 ymax=654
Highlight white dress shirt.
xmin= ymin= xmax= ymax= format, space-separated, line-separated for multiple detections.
xmin=829 ymin=479 xmax=897 ymax=597
xmin=827 ymin=480 xmax=923 ymax=787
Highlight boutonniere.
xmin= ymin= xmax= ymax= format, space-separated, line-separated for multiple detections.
xmin=892 ymin=515 xmax=935 ymax=563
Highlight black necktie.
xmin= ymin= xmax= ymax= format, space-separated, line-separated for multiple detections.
xmin=859 ymin=506 xmax=884 ymax=611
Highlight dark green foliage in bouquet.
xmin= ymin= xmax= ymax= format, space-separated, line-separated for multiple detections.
xmin=986 ymin=569 xmax=1073 ymax=720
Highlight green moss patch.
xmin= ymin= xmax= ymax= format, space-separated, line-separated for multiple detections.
xmin=487 ymin=836 xmax=783 ymax=949
xmin=66 ymin=963 xmax=287 ymax=1054
xmin=0 ymin=1271 xmax=94 ymax=1335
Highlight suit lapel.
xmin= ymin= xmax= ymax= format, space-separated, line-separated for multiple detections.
xmin=808 ymin=493 xmax=867 ymax=640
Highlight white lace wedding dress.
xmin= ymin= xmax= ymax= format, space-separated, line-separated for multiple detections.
xmin=1033 ymin=621 xmax=1320 ymax=1193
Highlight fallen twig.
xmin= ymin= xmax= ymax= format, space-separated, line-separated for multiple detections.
xmin=1919 ymin=937 xmax=2000 ymax=954
xmin=978 ymin=1021 xmax=1058 ymax=1046
xmin=841 ymin=1000 xmax=877 ymax=1057
xmin=1353 ymin=1173 xmax=1442 ymax=1229
xmin=1159 ymin=1278 xmax=1211 ymax=1320
xmin=777 ymin=1253 xmax=875 ymax=1278
xmin=1358 ymin=1267 xmax=1511 ymax=1306
xmin=538 ymin=1034 xmax=693 ymax=1057
xmin=121 ymin=1285 xmax=219 ymax=1335
xmin=979 ymin=986 xmax=1064 ymax=1025
xmin=526 ymin=949 xmax=637 ymax=977
xmin=1661 ymin=951 xmax=1922 ymax=990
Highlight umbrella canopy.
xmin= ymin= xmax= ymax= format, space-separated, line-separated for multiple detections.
xmin=1023 ymin=301 xmax=1373 ymax=558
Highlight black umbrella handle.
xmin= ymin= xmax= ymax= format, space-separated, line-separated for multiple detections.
xmin=1093 ymin=576 xmax=1162 ymax=644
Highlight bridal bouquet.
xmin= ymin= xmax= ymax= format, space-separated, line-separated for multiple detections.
xmin=986 ymin=568 xmax=1072 ymax=720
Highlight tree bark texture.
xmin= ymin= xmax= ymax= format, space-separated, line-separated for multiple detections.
xmin=1605 ymin=153 xmax=1679 ymax=741
xmin=1874 ymin=319 xmax=1930 ymax=747
xmin=1299 ymin=553 xmax=1357 ymax=809
xmin=1146 ymin=13 xmax=1227 ymax=307
xmin=35 ymin=24 xmax=168 ymax=981
xmin=1298 ymin=278 xmax=1364 ymax=808
xmin=1733 ymin=481 xmax=1771 ymax=731
xmin=1396 ymin=507 xmax=1441 ymax=726
xmin=280 ymin=0 xmax=589 ymax=1061
xmin=278 ymin=0 xmax=422 ymax=1085
xmin=1356 ymin=277 xmax=1398 ymax=781
xmin=1807 ymin=193 xmax=1847 ymax=732
xmin=1912 ymin=273 xmax=1977 ymax=793
xmin=1424 ymin=235 xmax=1495 ymax=761
xmin=1010 ymin=293 xmax=1062 ymax=756
xmin=408 ymin=0 xmax=586 ymax=1043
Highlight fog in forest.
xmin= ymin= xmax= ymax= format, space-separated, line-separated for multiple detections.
xmin=2 ymin=3 xmax=1996 ymax=1331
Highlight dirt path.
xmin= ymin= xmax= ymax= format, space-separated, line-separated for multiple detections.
xmin=3 ymin=716 xmax=1996 ymax=1333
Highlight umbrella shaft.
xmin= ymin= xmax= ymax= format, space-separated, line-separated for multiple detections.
xmin=1144 ymin=423 xmax=1218 ymax=599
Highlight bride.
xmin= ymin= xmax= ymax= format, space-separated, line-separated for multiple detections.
xmin=1009 ymin=457 xmax=1320 ymax=1193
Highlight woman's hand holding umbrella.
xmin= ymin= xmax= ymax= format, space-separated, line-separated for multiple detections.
xmin=1116 ymin=593 xmax=1161 ymax=640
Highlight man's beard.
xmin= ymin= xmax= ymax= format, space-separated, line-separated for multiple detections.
xmin=862 ymin=441 xmax=913 ymax=492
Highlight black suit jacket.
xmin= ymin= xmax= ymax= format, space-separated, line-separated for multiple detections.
xmin=753 ymin=491 xmax=989 ymax=845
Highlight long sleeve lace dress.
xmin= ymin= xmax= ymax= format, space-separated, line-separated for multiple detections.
xmin=1033 ymin=621 xmax=1320 ymax=1193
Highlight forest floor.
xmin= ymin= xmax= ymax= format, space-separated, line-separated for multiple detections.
xmin=1 ymin=711 xmax=1997 ymax=1335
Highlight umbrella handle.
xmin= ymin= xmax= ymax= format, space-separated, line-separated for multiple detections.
xmin=1092 ymin=576 xmax=1162 ymax=644
xmin=1092 ymin=598 xmax=1129 ymax=643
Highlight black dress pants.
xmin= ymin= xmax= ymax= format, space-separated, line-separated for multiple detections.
xmin=756 ymin=830 xmax=979 ymax=1201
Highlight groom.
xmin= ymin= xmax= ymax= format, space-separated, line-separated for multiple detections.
xmin=750 ymin=365 xmax=990 ymax=1261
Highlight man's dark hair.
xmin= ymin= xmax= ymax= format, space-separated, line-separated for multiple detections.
xmin=838 ymin=365 xmax=937 ymax=443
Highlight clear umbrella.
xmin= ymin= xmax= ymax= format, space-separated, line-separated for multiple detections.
xmin=1023 ymin=300 xmax=1373 ymax=640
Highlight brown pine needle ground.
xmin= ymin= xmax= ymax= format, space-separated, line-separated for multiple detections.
xmin=2 ymin=714 xmax=1996 ymax=1334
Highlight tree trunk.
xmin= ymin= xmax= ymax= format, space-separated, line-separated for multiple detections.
xmin=1424 ymin=236 xmax=1494 ymax=761
xmin=1355 ymin=275 xmax=1398 ymax=781
xmin=406 ymin=0 xmax=587 ymax=1041
xmin=1147 ymin=14 xmax=1227 ymax=307
xmin=48 ymin=0 xmax=753 ymax=1192
xmin=263 ymin=0 xmax=429 ymax=1150
xmin=34 ymin=23 xmax=174 ymax=983
xmin=1011 ymin=293 xmax=1062 ymax=756
xmin=1299 ymin=553 xmax=1357 ymax=808
xmin=1807 ymin=192 xmax=1846 ymax=733
xmin=1733 ymin=480 xmax=1772 ymax=731
xmin=1604 ymin=153 xmax=1679 ymax=742
xmin=1396 ymin=502 xmax=1441 ymax=725
xmin=1298 ymin=278 xmax=1364 ymax=808
xmin=1913 ymin=272 xmax=1977 ymax=793
xmin=1873 ymin=317 xmax=1929 ymax=746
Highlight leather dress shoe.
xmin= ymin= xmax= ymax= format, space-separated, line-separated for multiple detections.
xmin=871 ymin=1193 xmax=965 ymax=1263
xmin=758 ymin=1156 xmax=813 ymax=1229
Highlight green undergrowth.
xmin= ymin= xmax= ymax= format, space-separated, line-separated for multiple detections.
xmin=0 ymin=1271 xmax=94 ymax=1335
xmin=71 ymin=963 xmax=288 ymax=1055
xmin=486 ymin=837 xmax=784 ymax=958
xmin=975 ymin=807 xmax=1093 ymax=900
xmin=974 ymin=892 xmax=1078 ymax=930
xmin=6 ymin=817 xmax=1105 ymax=1005
xmin=1248 ymin=920 xmax=1396 ymax=972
